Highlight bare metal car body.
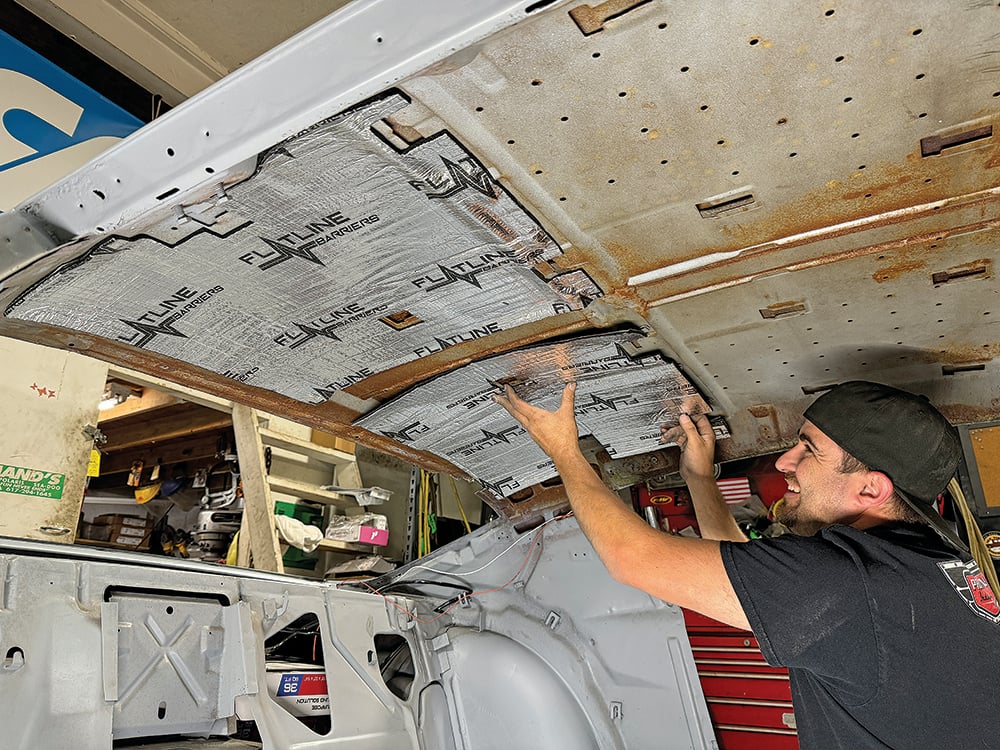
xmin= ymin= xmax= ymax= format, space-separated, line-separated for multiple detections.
xmin=0 ymin=0 xmax=997 ymax=747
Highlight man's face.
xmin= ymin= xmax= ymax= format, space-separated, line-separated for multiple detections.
xmin=772 ymin=420 xmax=867 ymax=535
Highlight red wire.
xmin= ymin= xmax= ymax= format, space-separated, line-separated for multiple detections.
xmin=361 ymin=513 xmax=573 ymax=625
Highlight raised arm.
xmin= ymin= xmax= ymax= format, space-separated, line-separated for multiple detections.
xmin=495 ymin=383 xmax=749 ymax=630
xmin=662 ymin=413 xmax=748 ymax=543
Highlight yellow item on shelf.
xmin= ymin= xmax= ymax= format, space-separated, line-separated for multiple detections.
xmin=134 ymin=482 xmax=162 ymax=504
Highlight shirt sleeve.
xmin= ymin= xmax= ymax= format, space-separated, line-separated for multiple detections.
xmin=721 ymin=532 xmax=879 ymax=702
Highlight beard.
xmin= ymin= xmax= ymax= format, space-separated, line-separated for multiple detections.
xmin=772 ymin=496 xmax=826 ymax=537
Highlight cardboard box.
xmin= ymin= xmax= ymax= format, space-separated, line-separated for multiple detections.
xmin=78 ymin=520 xmax=111 ymax=542
xmin=265 ymin=666 xmax=329 ymax=717
xmin=91 ymin=514 xmax=152 ymax=550
xmin=310 ymin=429 xmax=355 ymax=455
xmin=94 ymin=513 xmax=150 ymax=528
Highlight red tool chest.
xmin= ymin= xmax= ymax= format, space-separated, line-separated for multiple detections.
xmin=636 ymin=481 xmax=800 ymax=749
xmin=684 ymin=609 xmax=799 ymax=750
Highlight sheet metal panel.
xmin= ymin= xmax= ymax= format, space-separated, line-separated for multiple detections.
xmin=12 ymin=0 xmax=566 ymax=238
xmin=397 ymin=0 xmax=1000 ymax=288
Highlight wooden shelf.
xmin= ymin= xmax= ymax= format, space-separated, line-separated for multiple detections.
xmin=76 ymin=537 xmax=150 ymax=552
xmin=258 ymin=428 xmax=355 ymax=466
xmin=267 ymin=475 xmax=354 ymax=507
xmin=316 ymin=538 xmax=376 ymax=554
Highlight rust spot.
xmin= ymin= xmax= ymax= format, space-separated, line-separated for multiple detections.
xmin=560 ymin=239 xmax=652 ymax=313
xmin=624 ymin=143 xmax=995 ymax=291
xmin=760 ymin=300 xmax=808 ymax=318
xmin=747 ymin=403 xmax=782 ymax=442
xmin=382 ymin=116 xmax=422 ymax=145
xmin=595 ymin=240 xmax=645 ymax=288
xmin=840 ymin=163 xmax=938 ymax=199
xmin=712 ymin=146 xmax=964 ymax=253
xmin=653 ymin=214 xmax=1000 ymax=303
xmin=937 ymin=342 xmax=1000 ymax=365
xmin=939 ymin=401 xmax=1000 ymax=425
xmin=872 ymin=258 xmax=926 ymax=282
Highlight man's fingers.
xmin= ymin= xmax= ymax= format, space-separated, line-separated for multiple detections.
xmin=679 ymin=412 xmax=715 ymax=440
xmin=496 ymin=383 xmax=573 ymax=419
xmin=493 ymin=386 xmax=523 ymax=416
xmin=559 ymin=382 xmax=577 ymax=411
xmin=690 ymin=412 xmax=715 ymax=440
xmin=660 ymin=424 xmax=683 ymax=444
xmin=679 ymin=412 xmax=701 ymax=439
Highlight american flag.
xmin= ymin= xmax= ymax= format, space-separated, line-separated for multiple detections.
xmin=717 ymin=477 xmax=752 ymax=505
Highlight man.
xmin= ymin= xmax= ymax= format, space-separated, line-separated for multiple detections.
xmin=496 ymin=380 xmax=1000 ymax=749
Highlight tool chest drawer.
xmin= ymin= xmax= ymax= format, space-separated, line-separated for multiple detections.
xmin=684 ymin=609 xmax=800 ymax=749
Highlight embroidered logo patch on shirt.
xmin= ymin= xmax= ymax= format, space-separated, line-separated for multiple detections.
xmin=938 ymin=559 xmax=1000 ymax=623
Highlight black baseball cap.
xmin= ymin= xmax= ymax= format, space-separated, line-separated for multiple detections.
xmin=804 ymin=381 xmax=965 ymax=549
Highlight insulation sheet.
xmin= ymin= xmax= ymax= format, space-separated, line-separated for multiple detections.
xmin=355 ymin=330 xmax=710 ymax=497
xmin=8 ymin=92 xmax=599 ymax=404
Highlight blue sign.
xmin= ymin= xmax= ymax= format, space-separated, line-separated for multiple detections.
xmin=0 ymin=28 xmax=141 ymax=204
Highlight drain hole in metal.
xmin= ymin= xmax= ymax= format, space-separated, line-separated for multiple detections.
xmin=3 ymin=647 xmax=25 ymax=671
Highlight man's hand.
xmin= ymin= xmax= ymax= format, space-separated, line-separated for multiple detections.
xmin=661 ymin=412 xmax=717 ymax=482
xmin=494 ymin=382 xmax=580 ymax=464
xmin=498 ymin=382 xmax=751 ymax=626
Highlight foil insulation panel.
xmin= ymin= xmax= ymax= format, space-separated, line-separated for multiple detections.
xmin=355 ymin=330 xmax=711 ymax=497
xmin=8 ymin=92 xmax=600 ymax=404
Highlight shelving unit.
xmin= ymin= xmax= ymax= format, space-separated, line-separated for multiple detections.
xmin=89 ymin=366 xmax=370 ymax=575
xmin=261 ymin=419 xmax=378 ymax=563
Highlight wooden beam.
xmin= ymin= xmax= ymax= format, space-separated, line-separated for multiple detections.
xmin=100 ymin=403 xmax=232 ymax=452
xmin=236 ymin=513 xmax=252 ymax=568
xmin=97 ymin=385 xmax=179 ymax=423
xmin=232 ymin=404 xmax=284 ymax=573
xmin=98 ymin=430 xmax=227 ymax=476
